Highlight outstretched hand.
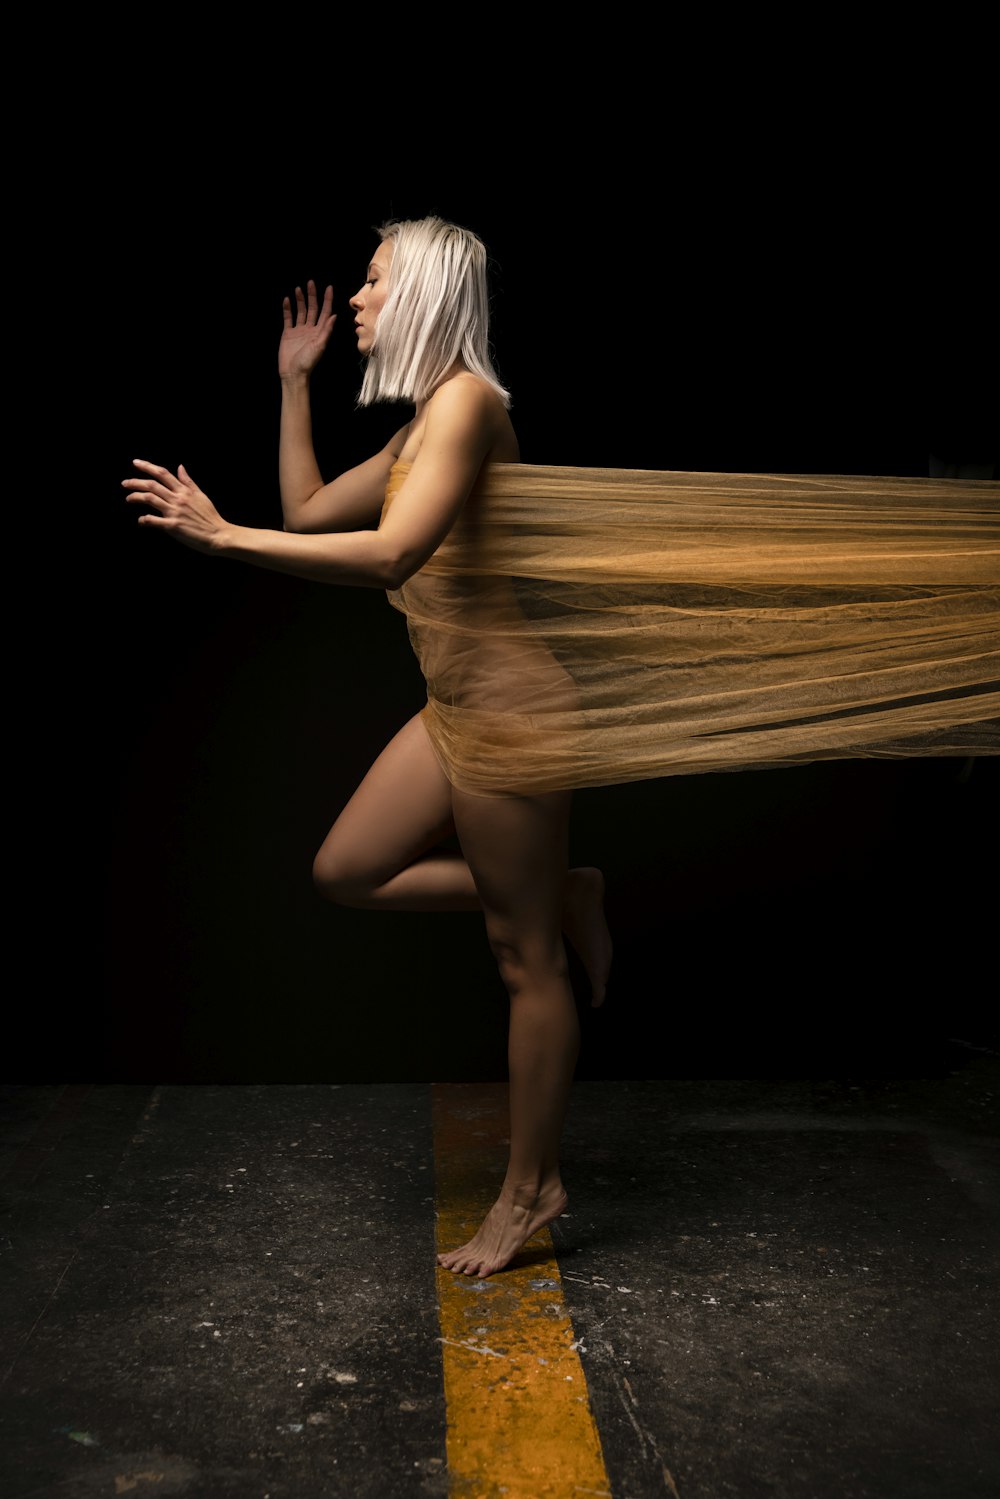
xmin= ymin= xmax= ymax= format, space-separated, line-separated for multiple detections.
xmin=279 ymin=279 xmax=336 ymax=381
xmin=123 ymin=460 xmax=228 ymax=554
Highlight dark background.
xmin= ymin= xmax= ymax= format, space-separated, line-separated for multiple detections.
xmin=40 ymin=81 xmax=997 ymax=1084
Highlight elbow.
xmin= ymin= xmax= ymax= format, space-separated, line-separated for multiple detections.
xmin=379 ymin=542 xmax=424 ymax=590
xmin=380 ymin=555 xmax=412 ymax=590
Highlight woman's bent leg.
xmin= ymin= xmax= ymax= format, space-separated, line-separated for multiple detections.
xmin=312 ymin=714 xmax=480 ymax=911
xmin=438 ymin=788 xmax=582 ymax=1278
xmin=313 ymin=714 xmax=613 ymax=1007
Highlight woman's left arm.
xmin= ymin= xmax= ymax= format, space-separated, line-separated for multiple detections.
xmin=123 ymin=379 xmax=500 ymax=591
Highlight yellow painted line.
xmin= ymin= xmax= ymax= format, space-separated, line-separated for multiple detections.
xmin=432 ymin=1082 xmax=612 ymax=1499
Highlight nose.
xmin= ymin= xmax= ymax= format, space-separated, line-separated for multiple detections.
xmin=349 ymin=286 xmax=365 ymax=311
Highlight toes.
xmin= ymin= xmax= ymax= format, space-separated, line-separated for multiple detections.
xmin=438 ymin=1246 xmax=478 ymax=1275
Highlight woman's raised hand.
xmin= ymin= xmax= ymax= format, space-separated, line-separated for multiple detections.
xmin=279 ymin=280 xmax=336 ymax=382
xmin=123 ymin=460 xmax=229 ymax=554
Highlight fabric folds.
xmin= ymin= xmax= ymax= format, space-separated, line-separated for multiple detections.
xmin=381 ymin=462 xmax=1000 ymax=795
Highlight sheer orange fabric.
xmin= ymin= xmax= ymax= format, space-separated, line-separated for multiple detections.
xmin=382 ymin=462 xmax=999 ymax=795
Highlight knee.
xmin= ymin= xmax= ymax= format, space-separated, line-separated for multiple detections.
xmin=484 ymin=920 xmax=568 ymax=997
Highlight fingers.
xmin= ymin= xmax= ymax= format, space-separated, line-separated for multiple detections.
xmin=123 ymin=458 xmax=211 ymax=545
xmin=131 ymin=458 xmax=176 ymax=479
xmin=122 ymin=479 xmax=169 ymax=510
xmin=307 ymin=280 xmax=336 ymax=327
xmin=284 ymin=281 xmax=335 ymax=329
xmin=123 ymin=485 xmax=167 ymax=513
xmin=319 ymin=285 xmax=336 ymax=334
xmin=126 ymin=459 xmax=179 ymax=489
xmin=123 ymin=460 xmax=200 ymax=494
xmin=122 ymin=459 xmax=190 ymax=512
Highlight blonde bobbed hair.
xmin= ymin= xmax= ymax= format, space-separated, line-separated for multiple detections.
xmin=358 ymin=216 xmax=510 ymax=409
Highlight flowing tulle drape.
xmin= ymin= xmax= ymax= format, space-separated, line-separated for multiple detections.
xmin=382 ymin=462 xmax=999 ymax=796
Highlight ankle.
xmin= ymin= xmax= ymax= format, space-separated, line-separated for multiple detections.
xmin=501 ymin=1173 xmax=565 ymax=1205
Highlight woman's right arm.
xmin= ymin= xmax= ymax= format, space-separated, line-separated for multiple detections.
xmin=278 ymin=280 xmax=406 ymax=534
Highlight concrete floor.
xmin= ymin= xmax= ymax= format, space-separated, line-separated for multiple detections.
xmin=2 ymin=1063 xmax=998 ymax=1498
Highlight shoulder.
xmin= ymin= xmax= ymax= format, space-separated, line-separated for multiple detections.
xmin=419 ymin=373 xmax=518 ymax=466
xmin=424 ymin=373 xmax=506 ymax=434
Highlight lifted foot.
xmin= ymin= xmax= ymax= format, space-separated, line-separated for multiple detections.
xmin=563 ymin=866 xmax=613 ymax=1007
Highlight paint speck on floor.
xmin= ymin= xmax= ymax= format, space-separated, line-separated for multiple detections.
xmin=114 ymin=1471 xmax=166 ymax=1494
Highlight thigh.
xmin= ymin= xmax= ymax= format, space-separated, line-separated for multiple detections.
xmin=316 ymin=712 xmax=456 ymax=887
xmin=452 ymin=787 xmax=572 ymax=933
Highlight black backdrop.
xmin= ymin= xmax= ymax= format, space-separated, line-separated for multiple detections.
xmin=47 ymin=119 xmax=996 ymax=1083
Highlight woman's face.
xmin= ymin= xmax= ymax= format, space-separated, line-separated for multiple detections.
xmin=349 ymin=240 xmax=393 ymax=354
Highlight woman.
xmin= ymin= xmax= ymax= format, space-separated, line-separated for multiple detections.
xmin=124 ymin=216 xmax=613 ymax=1280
